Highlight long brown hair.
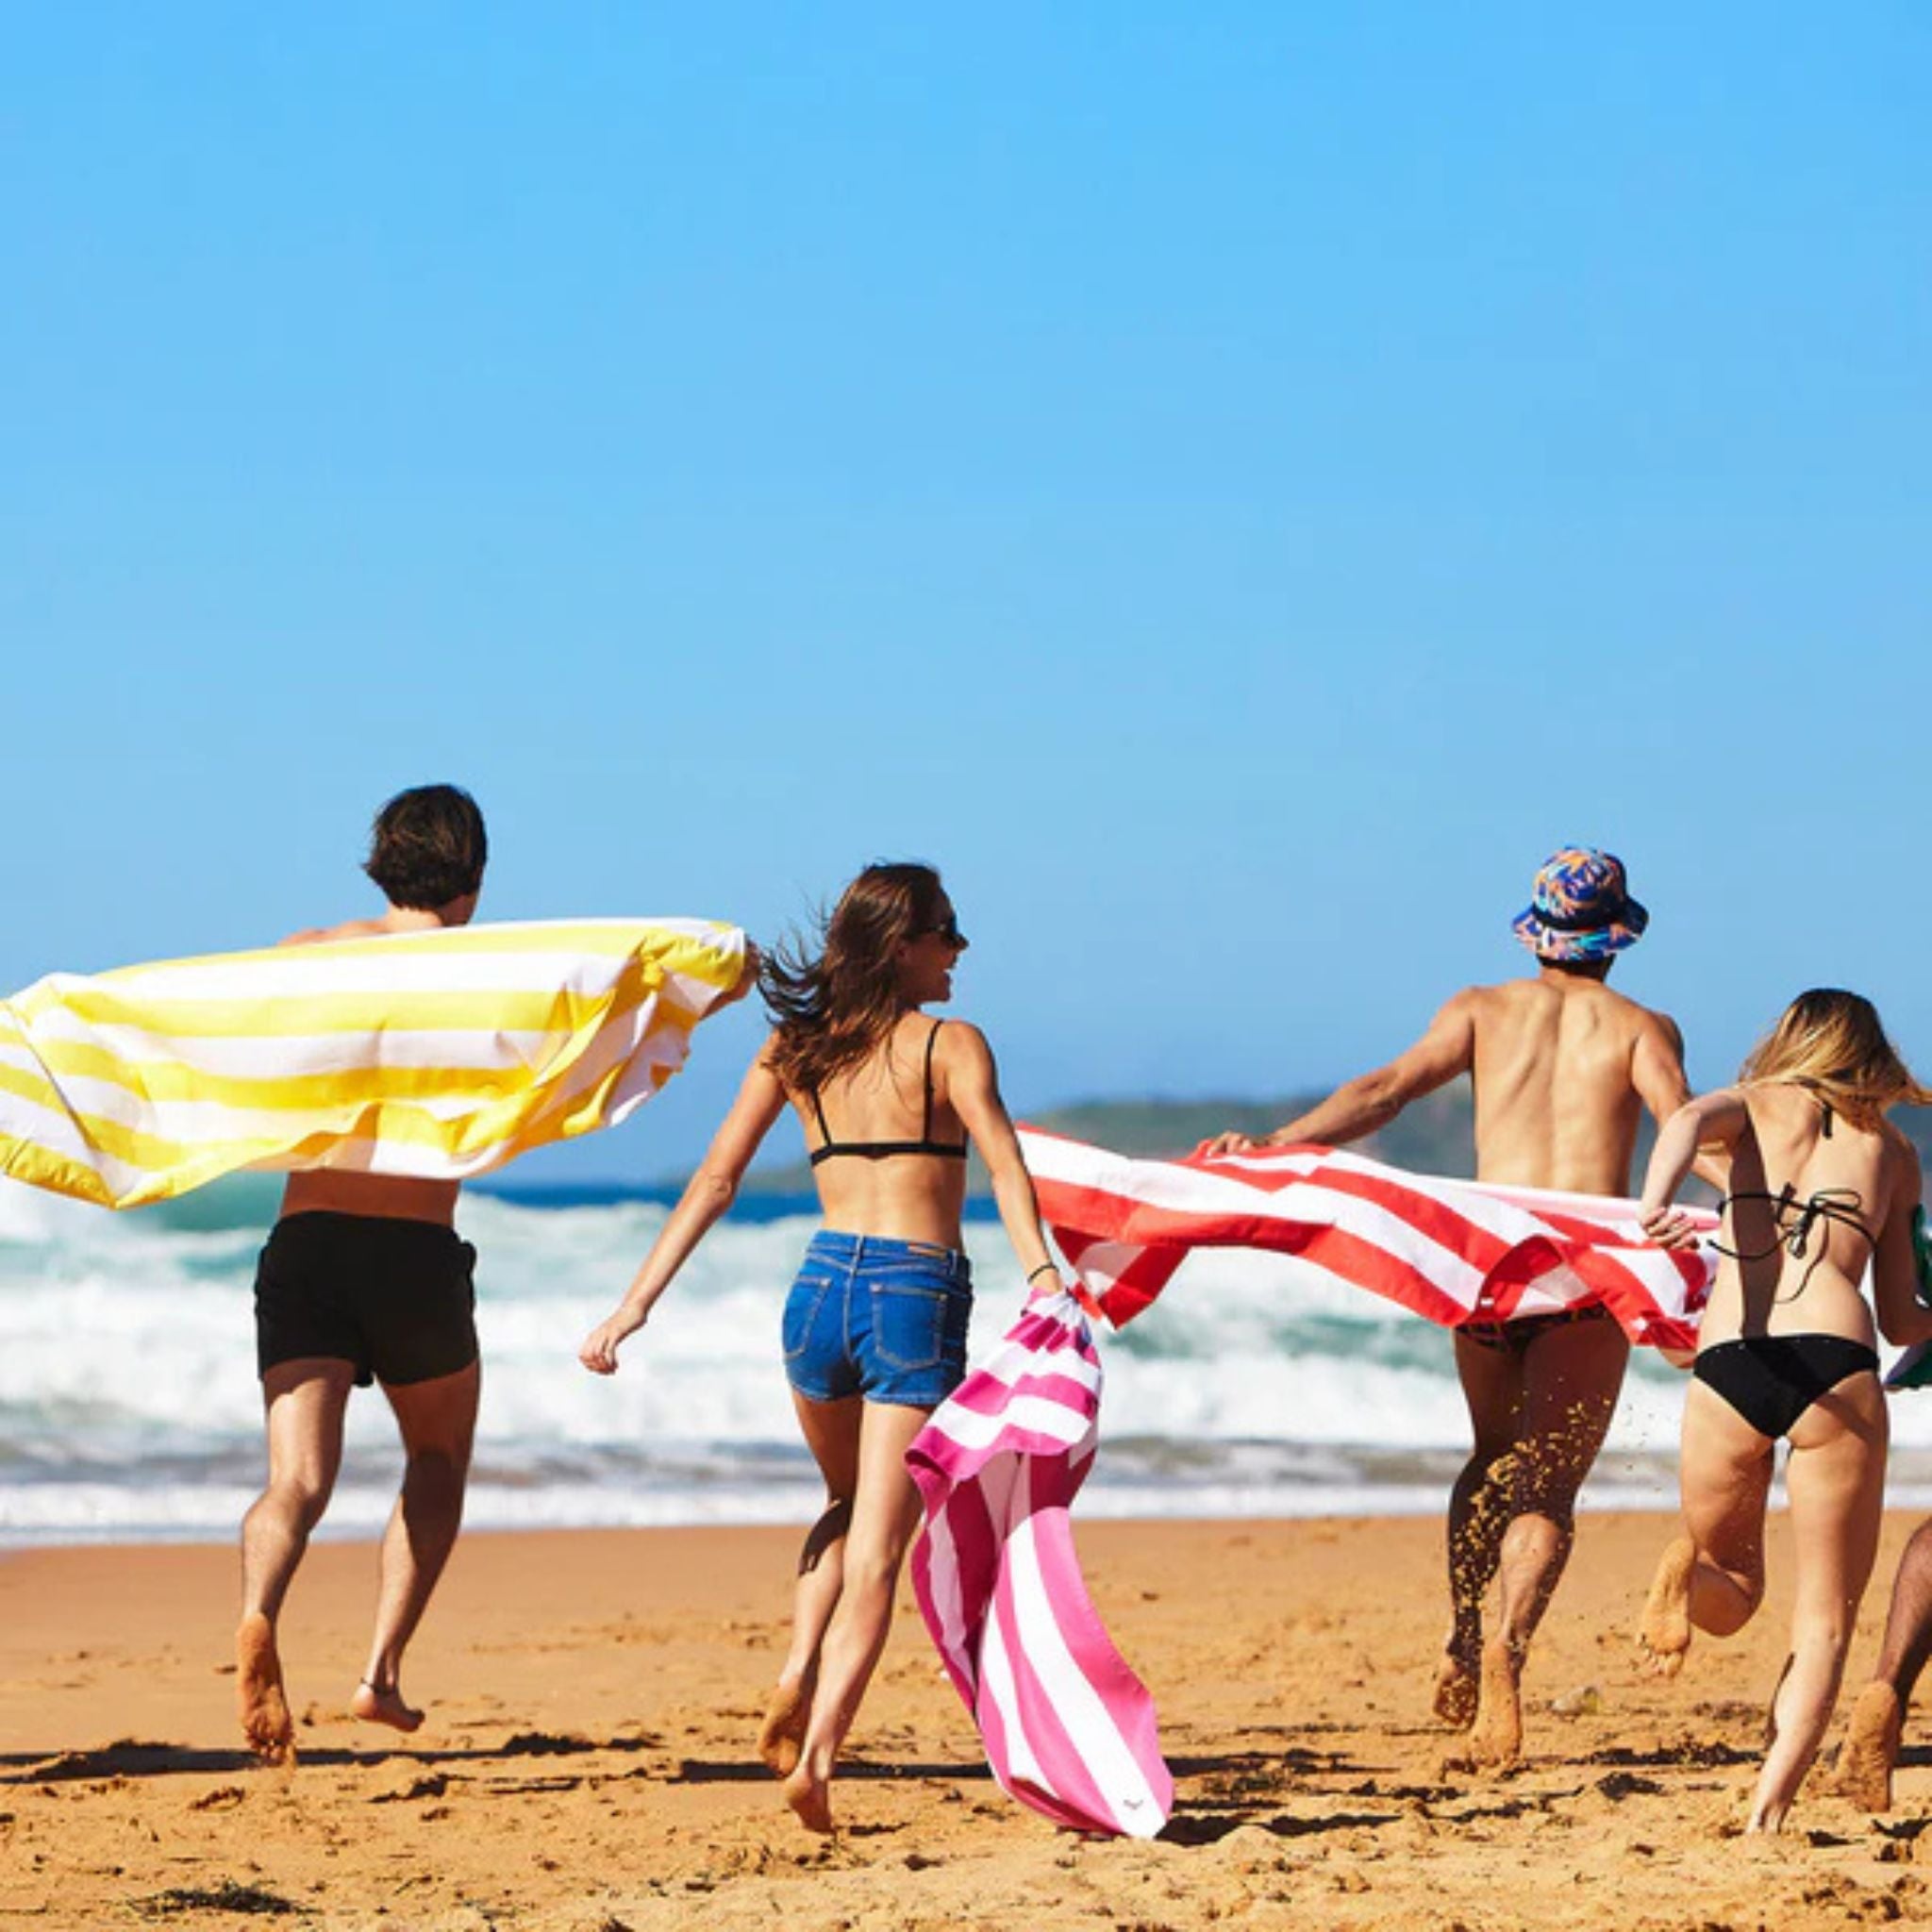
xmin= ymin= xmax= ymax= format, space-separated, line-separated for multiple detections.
xmin=761 ymin=862 xmax=950 ymax=1094
xmin=1739 ymin=988 xmax=1932 ymax=1131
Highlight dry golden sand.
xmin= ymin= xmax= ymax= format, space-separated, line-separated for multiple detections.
xmin=4 ymin=1514 xmax=1932 ymax=1931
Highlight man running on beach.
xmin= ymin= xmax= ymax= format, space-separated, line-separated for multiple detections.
xmin=236 ymin=784 xmax=489 ymax=1764
xmin=1205 ymin=848 xmax=1711 ymax=1768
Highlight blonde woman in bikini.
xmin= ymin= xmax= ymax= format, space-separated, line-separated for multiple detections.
xmin=1637 ymin=990 xmax=1932 ymax=1832
xmin=579 ymin=862 xmax=1068 ymax=1833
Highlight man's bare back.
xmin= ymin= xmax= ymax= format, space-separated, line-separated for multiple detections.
xmin=278 ymin=907 xmax=463 ymax=1228
xmin=1215 ymin=962 xmax=1692 ymax=1191
xmin=1460 ymin=974 xmax=1693 ymax=1196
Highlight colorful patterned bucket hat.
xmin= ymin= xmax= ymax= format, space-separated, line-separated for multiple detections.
xmin=1511 ymin=848 xmax=1649 ymax=962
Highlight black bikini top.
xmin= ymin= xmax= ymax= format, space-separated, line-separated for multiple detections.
xmin=808 ymin=1020 xmax=969 ymax=1168
xmin=1716 ymin=1102 xmax=1881 ymax=1261
xmin=1714 ymin=1185 xmax=1879 ymax=1262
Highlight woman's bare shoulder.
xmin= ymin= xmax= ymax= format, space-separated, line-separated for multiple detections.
xmin=929 ymin=1015 xmax=992 ymax=1062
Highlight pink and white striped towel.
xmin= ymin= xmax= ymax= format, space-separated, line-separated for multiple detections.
xmin=907 ymin=1289 xmax=1173 ymax=1839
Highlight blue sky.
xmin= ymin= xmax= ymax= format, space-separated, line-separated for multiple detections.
xmin=4 ymin=7 xmax=1927 ymax=1179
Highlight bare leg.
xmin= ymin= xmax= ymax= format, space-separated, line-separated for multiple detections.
xmin=1838 ymin=1515 xmax=1932 ymax=1810
xmin=1748 ymin=1377 xmax=1886 ymax=1833
xmin=238 ymin=1359 xmax=355 ymax=1764
xmin=760 ymin=1391 xmax=861 ymax=1776
xmin=1636 ymin=1381 xmax=1774 ymax=1676
xmin=1441 ymin=1335 xmax=1524 ymax=1726
xmin=783 ymin=1400 xmax=933 ymax=1833
xmin=351 ymin=1362 xmax=479 ymax=1732
xmin=1468 ymin=1317 xmax=1626 ymax=1768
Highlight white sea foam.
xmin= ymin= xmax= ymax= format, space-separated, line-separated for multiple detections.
xmin=6 ymin=1181 xmax=1932 ymax=1544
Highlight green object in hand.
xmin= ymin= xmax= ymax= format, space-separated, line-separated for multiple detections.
xmin=1889 ymin=1338 xmax=1932 ymax=1392
xmin=1883 ymin=1209 xmax=1932 ymax=1392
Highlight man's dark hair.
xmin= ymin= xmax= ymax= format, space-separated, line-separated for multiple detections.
xmin=1543 ymin=955 xmax=1612 ymax=983
xmin=364 ymin=785 xmax=489 ymax=909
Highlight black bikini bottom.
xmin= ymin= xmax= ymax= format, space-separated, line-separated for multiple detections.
xmin=1692 ymin=1335 xmax=1879 ymax=1440
xmin=1459 ymin=1301 xmax=1617 ymax=1357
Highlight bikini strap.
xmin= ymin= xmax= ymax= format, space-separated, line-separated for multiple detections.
xmin=1786 ymin=1187 xmax=1874 ymax=1257
xmin=809 ymin=1087 xmax=832 ymax=1146
xmin=922 ymin=1019 xmax=945 ymax=1142
xmin=1714 ymin=1183 xmax=1877 ymax=1261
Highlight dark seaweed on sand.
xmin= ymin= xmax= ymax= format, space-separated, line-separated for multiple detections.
xmin=131 ymin=1879 xmax=303 ymax=1918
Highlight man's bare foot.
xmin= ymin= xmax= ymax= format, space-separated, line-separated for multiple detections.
xmin=1636 ymin=1536 xmax=1696 ymax=1677
xmin=236 ymin=1613 xmax=296 ymax=1767
xmin=758 ymin=1677 xmax=811 ymax=1777
xmin=783 ymin=1760 xmax=834 ymax=1834
xmin=1833 ymin=1682 xmax=1903 ymax=1812
xmin=350 ymin=1678 xmax=425 ymax=1734
xmin=1467 ymin=1641 xmax=1524 ymax=1769
xmin=1433 ymin=1650 xmax=1479 ymax=1729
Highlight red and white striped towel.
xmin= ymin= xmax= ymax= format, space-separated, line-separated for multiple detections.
xmin=905 ymin=1131 xmax=1712 ymax=1840
xmin=908 ymin=1290 xmax=1172 ymax=1839
xmin=1018 ymin=1129 xmax=1717 ymax=1351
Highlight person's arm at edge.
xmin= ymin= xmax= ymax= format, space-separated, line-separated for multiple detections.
xmin=1638 ymin=1088 xmax=1747 ymax=1248
xmin=579 ymin=1043 xmax=788 ymax=1372
xmin=1631 ymin=1011 xmax=1730 ymax=1195
xmin=1871 ymin=1135 xmax=1932 ymax=1348
xmin=940 ymin=1023 xmax=1060 ymax=1287
xmin=1198 ymin=993 xmax=1477 ymax=1158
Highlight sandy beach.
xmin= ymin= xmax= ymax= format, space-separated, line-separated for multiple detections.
xmin=3 ymin=1513 xmax=1930 ymax=1931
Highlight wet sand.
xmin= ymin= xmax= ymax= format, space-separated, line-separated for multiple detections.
xmin=3 ymin=1513 xmax=1931 ymax=1930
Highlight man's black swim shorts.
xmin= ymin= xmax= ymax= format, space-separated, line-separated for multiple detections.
xmin=254 ymin=1211 xmax=479 ymax=1387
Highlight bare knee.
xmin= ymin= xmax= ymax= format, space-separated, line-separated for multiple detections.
xmin=1502 ymin=1444 xmax=1588 ymax=1527
xmin=1695 ymin=1561 xmax=1765 ymax=1637
xmin=1499 ymin=1508 xmax=1570 ymax=1562
xmin=403 ymin=1444 xmax=468 ymax=1501
xmin=253 ymin=1473 xmax=333 ymax=1537
xmin=840 ymin=1538 xmax=913 ymax=1597
xmin=1459 ymin=1440 xmax=1515 ymax=1492
xmin=1790 ymin=1607 xmax=1855 ymax=1664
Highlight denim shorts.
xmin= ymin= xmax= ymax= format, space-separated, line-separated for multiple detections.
xmin=782 ymin=1230 xmax=973 ymax=1408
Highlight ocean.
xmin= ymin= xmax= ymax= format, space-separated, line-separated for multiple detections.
xmin=7 ymin=1176 xmax=1932 ymax=1546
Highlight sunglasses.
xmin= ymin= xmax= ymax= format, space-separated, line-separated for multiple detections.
xmin=920 ymin=915 xmax=967 ymax=947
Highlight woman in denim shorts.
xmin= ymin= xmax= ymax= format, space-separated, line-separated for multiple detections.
xmin=580 ymin=862 xmax=1069 ymax=1834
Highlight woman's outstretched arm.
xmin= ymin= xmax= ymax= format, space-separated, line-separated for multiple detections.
xmin=579 ymin=1044 xmax=789 ymax=1373
xmin=939 ymin=1023 xmax=1062 ymax=1288
xmin=1639 ymin=1088 xmax=1748 ymax=1249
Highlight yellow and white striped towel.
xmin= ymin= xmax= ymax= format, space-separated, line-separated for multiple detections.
xmin=0 ymin=918 xmax=747 ymax=1208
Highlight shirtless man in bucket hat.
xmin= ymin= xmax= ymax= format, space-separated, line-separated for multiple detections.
xmin=1206 ymin=847 xmax=1716 ymax=1767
